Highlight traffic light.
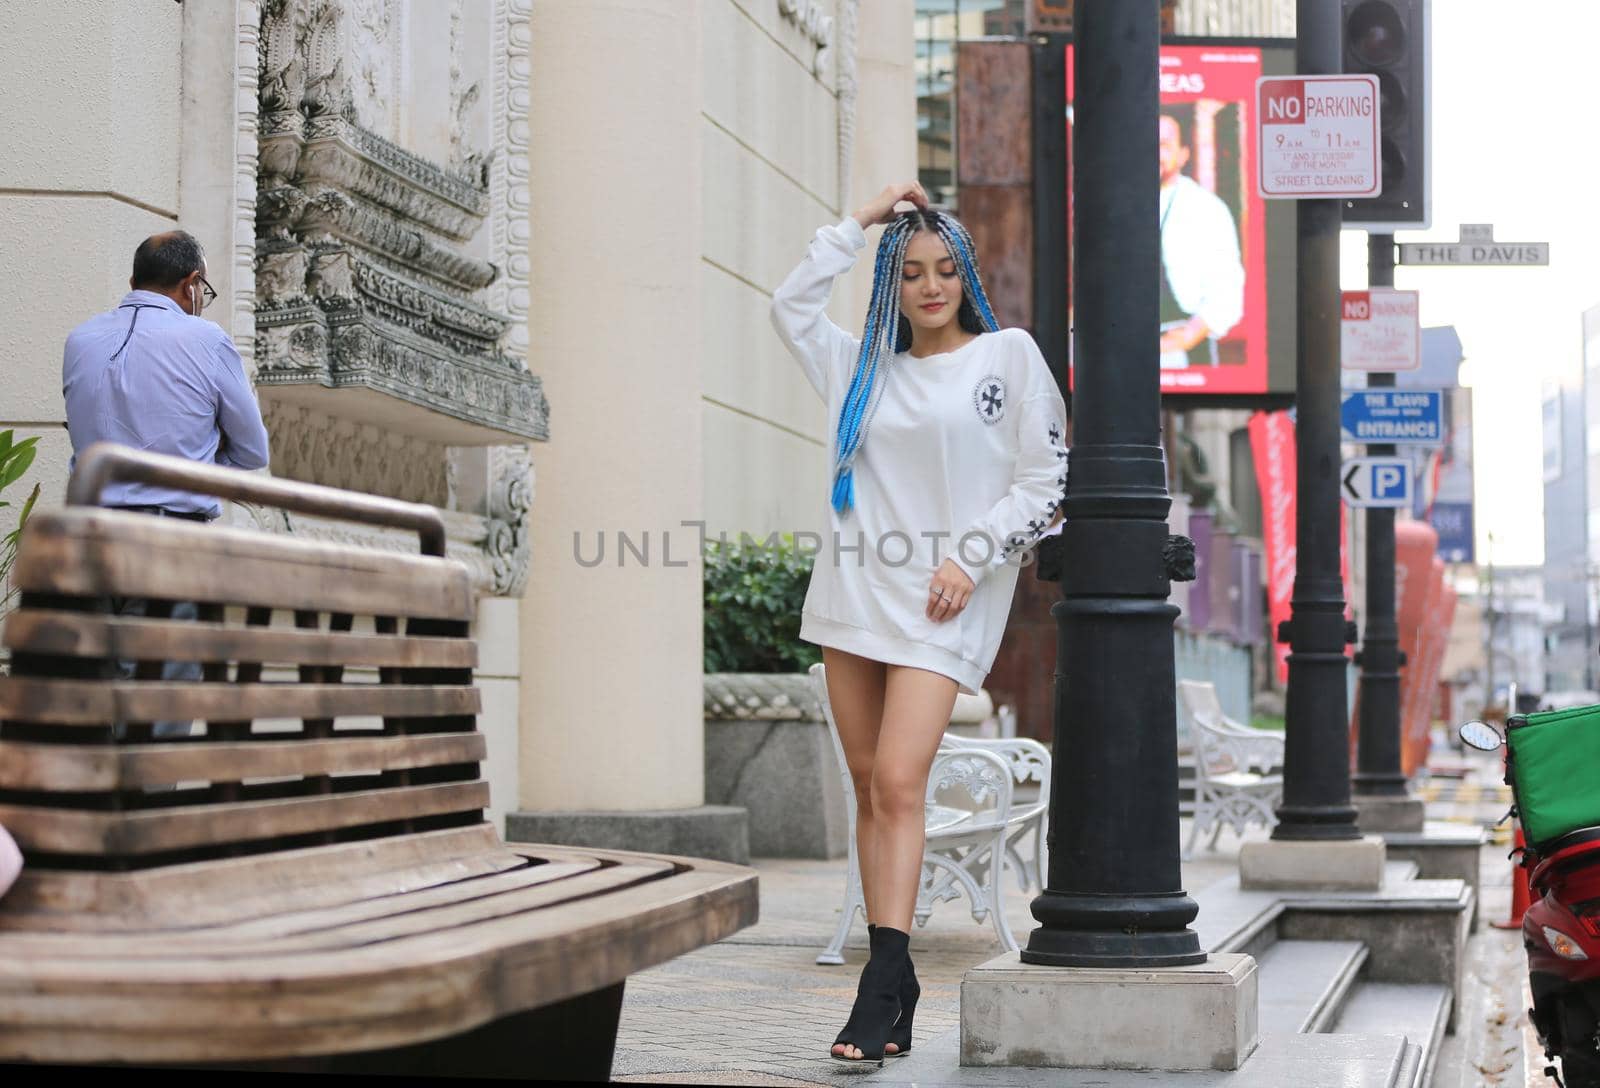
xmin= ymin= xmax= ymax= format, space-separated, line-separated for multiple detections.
xmin=1341 ymin=0 xmax=1429 ymax=229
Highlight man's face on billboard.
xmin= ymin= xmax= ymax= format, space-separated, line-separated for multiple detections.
xmin=1158 ymin=115 xmax=1189 ymax=187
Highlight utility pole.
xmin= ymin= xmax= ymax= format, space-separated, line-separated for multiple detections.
xmin=1270 ymin=0 xmax=1362 ymax=845
xmin=1022 ymin=0 xmax=1203 ymax=969
xmin=1351 ymin=233 xmax=1420 ymax=829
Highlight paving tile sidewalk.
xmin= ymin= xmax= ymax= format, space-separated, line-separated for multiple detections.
xmin=612 ymin=827 xmax=1245 ymax=1086
xmin=613 ymin=741 xmax=1525 ymax=1087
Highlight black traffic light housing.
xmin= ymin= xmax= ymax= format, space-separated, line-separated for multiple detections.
xmin=1341 ymin=0 xmax=1429 ymax=228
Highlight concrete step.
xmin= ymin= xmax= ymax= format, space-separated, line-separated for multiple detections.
xmin=1331 ymin=982 xmax=1451 ymax=1088
xmin=1386 ymin=858 xmax=1421 ymax=883
xmin=1255 ymin=938 xmax=1369 ymax=1034
xmin=884 ymin=1025 xmax=1416 ymax=1087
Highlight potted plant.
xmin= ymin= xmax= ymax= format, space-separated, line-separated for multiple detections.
xmin=702 ymin=533 xmax=846 ymax=858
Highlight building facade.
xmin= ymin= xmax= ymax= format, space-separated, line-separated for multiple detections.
xmin=0 ymin=0 xmax=915 ymax=849
xmin=1543 ymin=344 xmax=1591 ymax=694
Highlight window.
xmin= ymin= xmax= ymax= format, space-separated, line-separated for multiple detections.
xmin=914 ymin=1 xmax=1026 ymax=210
xmin=1544 ymin=381 xmax=1563 ymax=483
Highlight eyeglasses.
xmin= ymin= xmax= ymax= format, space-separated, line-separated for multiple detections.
xmin=198 ymin=275 xmax=218 ymax=311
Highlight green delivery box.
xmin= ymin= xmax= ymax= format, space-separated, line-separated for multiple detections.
xmin=1507 ymin=704 xmax=1600 ymax=849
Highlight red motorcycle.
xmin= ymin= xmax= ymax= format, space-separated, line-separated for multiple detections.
xmin=1461 ymin=714 xmax=1600 ymax=1087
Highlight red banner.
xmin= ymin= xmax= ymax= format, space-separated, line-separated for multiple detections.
xmin=1249 ymin=411 xmax=1296 ymax=683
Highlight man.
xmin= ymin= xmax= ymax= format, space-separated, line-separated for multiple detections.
xmin=1158 ymin=113 xmax=1245 ymax=369
xmin=62 ymin=231 xmax=271 ymax=740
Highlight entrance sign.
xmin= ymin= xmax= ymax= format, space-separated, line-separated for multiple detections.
xmin=1398 ymin=223 xmax=1549 ymax=266
xmin=1340 ymin=389 xmax=1443 ymax=445
xmin=1342 ymin=457 xmax=1413 ymax=508
xmin=1341 ymin=289 xmax=1420 ymax=371
xmin=1256 ymin=75 xmax=1380 ymax=199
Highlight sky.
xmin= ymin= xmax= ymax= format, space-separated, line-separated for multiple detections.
xmin=1336 ymin=1 xmax=1600 ymax=567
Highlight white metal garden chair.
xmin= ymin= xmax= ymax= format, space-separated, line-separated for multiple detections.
xmin=1176 ymin=679 xmax=1284 ymax=859
xmin=809 ymin=662 xmax=1051 ymax=964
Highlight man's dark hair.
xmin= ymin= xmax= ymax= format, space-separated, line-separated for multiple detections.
xmin=131 ymin=231 xmax=205 ymax=289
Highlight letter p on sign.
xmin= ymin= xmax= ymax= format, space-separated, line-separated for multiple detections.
xmin=1374 ymin=465 xmax=1404 ymax=499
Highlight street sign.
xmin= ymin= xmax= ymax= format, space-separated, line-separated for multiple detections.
xmin=1256 ymin=74 xmax=1380 ymax=199
xmin=1340 ymin=389 xmax=1443 ymax=445
xmin=1398 ymin=222 xmax=1549 ymax=266
xmin=1342 ymin=457 xmax=1413 ymax=508
xmin=1341 ymin=288 xmax=1420 ymax=371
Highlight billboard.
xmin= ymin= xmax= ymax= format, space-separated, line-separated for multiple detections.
xmin=1065 ymin=42 xmax=1295 ymax=401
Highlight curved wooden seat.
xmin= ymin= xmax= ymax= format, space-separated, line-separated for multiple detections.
xmin=0 ymin=446 xmax=758 ymax=1076
xmin=0 ymin=839 xmax=752 ymax=1065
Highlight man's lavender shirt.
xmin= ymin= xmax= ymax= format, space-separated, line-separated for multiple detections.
xmin=62 ymin=290 xmax=271 ymax=517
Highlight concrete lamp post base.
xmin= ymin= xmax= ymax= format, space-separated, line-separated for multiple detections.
xmin=1239 ymin=835 xmax=1387 ymax=891
xmin=1354 ymin=795 xmax=1427 ymax=834
xmin=960 ymin=952 xmax=1260 ymax=1071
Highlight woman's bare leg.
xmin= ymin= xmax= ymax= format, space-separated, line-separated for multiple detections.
xmin=838 ymin=663 xmax=956 ymax=1061
xmin=870 ymin=665 xmax=958 ymax=932
xmin=821 ymin=647 xmax=888 ymax=923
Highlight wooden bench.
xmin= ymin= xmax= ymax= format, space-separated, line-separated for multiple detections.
xmin=0 ymin=443 xmax=757 ymax=1078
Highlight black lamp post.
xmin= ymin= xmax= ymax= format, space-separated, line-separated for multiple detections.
xmin=1272 ymin=0 xmax=1363 ymax=843
xmin=1022 ymin=0 xmax=1204 ymax=969
xmin=1352 ymin=233 xmax=1409 ymax=801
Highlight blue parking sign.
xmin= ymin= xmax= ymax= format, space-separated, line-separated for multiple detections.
xmin=1341 ymin=457 xmax=1412 ymax=508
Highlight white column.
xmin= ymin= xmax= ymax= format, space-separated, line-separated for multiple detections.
xmin=520 ymin=0 xmax=705 ymax=812
xmin=844 ymin=0 xmax=917 ymax=331
xmin=0 ymin=0 xmax=182 ymax=533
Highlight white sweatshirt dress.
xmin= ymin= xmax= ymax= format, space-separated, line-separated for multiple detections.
xmin=769 ymin=216 xmax=1070 ymax=697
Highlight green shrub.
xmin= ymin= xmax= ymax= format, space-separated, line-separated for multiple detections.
xmin=0 ymin=430 xmax=41 ymax=614
xmin=703 ymin=532 xmax=822 ymax=674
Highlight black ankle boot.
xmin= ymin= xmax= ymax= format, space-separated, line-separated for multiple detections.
xmin=829 ymin=925 xmax=909 ymax=1066
xmin=838 ymin=923 xmax=918 ymax=1057
xmin=891 ymin=946 xmax=919 ymax=1055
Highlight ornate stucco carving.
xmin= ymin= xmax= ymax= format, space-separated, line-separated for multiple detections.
xmin=253 ymin=0 xmax=547 ymax=447
xmin=489 ymin=0 xmax=531 ymax=361
xmin=235 ymin=1 xmax=264 ymax=373
xmin=261 ymin=401 xmax=449 ymax=506
xmin=248 ymin=0 xmax=540 ymax=598
xmin=484 ymin=444 xmax=533 ymax=596
xmin=248 ymin=404 xmax=532 ymax=597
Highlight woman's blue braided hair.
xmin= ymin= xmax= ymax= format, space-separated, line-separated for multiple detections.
xmin=830 ymin=208 xmax=1000 ymax=515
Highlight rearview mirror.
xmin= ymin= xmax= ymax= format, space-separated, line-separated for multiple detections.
xmin=1458 ymin=720 xmax=1504 ymax=752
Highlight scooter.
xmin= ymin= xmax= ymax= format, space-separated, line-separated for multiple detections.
xmin=1461 ymin=715 xmax=1600 ymax=1087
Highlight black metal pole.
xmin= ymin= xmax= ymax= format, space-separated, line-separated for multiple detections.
xmin=1023 ymin=0 xmax=1204 ymax=968
xmin=1352 ymin=234 xmax=1408 ymax=798
xmin=1272 ymin=0 xmax=1362 ymax=842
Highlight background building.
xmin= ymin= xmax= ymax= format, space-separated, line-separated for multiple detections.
xmin=1543 ymin=341 xmax=1591 ymax=693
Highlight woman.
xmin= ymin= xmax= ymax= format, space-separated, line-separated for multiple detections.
xmin=769 ymin=180 xmax=1068 ymax=1065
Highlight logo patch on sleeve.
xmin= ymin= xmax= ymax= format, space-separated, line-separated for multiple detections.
xmin=972 ymin=375 xmax=1006 ymax=425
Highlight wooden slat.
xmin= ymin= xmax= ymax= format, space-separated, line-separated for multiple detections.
xmin=1 ymin=610 xmax=477 ymax=670
xmin=0 ymin=857 xmax=758 ymax=1063
xmin=0 ymin=825 xmax=515 ymax=930
xmin=0 ymin=781 xmax=488 ymax=855
xmin=0 ymin=678 xmax=480 ymax=726
xmin=13 ymin=511 xmax=472 ymax=621
xmin=0 ymin=860 xmax=652 ymax=959
xmin=0 ymin=733 xmax=487 ymax=792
